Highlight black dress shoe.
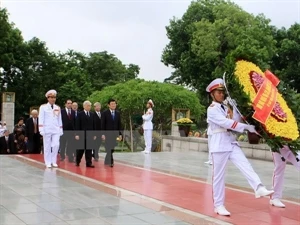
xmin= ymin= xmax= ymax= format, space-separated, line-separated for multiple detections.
xmin=86 ymin=165 xmax=95 ymax=168
xmin=110 ymin=164 xmax=114 ymax=167
xmin=75 ymin=163 xmax=80 ymax=166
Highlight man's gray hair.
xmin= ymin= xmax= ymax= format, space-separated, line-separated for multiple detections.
xmin=83 ymin=101 xmax=92 ymax=107
xmin=31 ymin=109 xmax=38 ymax=114
xmin=94 ymin=102 xmax=101 ymax=107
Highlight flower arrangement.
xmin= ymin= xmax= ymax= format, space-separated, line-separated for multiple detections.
xmin=176 ymin=118 xmax=193 ymax=125
xmin=229 ymin=60 xmax=300 ymax=155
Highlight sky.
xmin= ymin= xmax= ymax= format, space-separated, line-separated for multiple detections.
xmin=2 ymin=0 xmax=300 ymax=82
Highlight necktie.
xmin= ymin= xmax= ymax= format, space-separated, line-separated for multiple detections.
xmin=68 ymin=109 xmax=71 ymax=119
xmin=221 ymin=105 xmax=225 ymax=111
xmin=33 ymin=118 xmax=37 ymax=133
xmin=51 ymin=105 xmax=53 ymax=109
xmin=97 ymin=112 xmax=101 ymax=118
xmin=87 ymin=112 xmax=90 ymax=117
xmin=112 ymin=111 xmax=115 ymax=120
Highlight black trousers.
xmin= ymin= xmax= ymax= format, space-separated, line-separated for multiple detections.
xmin=60 ymin=131 xmax=75 ymax=160
xmin=28 ymin=133 xmax=41 ymax=154
xmin=75 ymin=131 xmax=95 ymax=166
xmin=93 ymin=137 xmax=102 ymax=159
xmin=104 ymin=139 xmax=117 ymax=165
xmin=76 ymin=149 xmax=93 ymax=166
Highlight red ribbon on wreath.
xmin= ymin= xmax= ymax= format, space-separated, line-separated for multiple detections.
xmin=252 ymin=70 xmax=280 ymax=125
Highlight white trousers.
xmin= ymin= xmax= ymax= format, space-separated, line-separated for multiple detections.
xmin=272 ymin=146 xmax=300 ymax=199
xmin=43 ymin=133 xmax=60 ymax=165
xmin=212 ymin=145 xmax=262 ymax=207
xmin=144 ymin=129 xmax=152 ymax=153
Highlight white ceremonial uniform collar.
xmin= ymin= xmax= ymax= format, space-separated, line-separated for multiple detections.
xmin=212 ymin=101 xmax=227 ymax=114
xmin=47 ymin=102 xmax=55 ymax=109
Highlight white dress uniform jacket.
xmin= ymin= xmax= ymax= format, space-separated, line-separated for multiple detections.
xmin=207 ymin=101 xmax=245 ymax=152
xmin=142 ymin=108 xmax=153 ymax=130
xmin=39 ymin=103 xmax=63 ymax=136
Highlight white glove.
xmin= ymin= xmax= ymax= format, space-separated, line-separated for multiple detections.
xmin=245 ymin=125 xmax=261 ymax=136
xmin=245 ymin=125 xmax=256 ymax=133
xmin=40 ymin=131 xmax=44 ymax=136
xmin=226 ymin=97 xmax=237 ymax=106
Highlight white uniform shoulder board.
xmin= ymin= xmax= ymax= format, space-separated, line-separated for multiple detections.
xmin=209 ymin=104 xmax=215 ymax=107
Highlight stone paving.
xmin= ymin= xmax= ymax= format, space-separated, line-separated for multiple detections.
xmin=0 ymin=157 xmax=190 ymax=225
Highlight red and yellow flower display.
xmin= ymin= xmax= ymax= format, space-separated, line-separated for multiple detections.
xmin=234 ymin=60 xmax=299 ymax=140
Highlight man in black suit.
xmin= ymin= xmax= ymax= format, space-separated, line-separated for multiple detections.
xmin=75 ymin=100 xmax=96 ymax=168
xmin=60 ymin=99 xmax=76 ymax=162
xmin=93 ymin=102 xmax=102 ymax=161
xmin=0 ymin=129 xmax=15 ymax=154
xmin=25 ymin=110 xmax=41 ymax=154
xmin=72 ymin=102 xmax=79 ymax=118
xmin=101 ymin=99 xmax=122 ymax=167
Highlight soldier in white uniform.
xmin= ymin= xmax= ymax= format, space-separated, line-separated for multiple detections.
xmin=271 ymin=145 xmax=300 ymax=207
xmin=38 ymin=90 xmax=63 ymax=168
xmin=206 ymin=78 xmax=274 ymax=216
xmin=141 ymin=99 xmax=154 ymax=154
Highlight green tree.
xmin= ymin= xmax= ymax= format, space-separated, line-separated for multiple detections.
xmin=162 ymin=0 xmax=276 ymax=102
xmin=271 ymin=23 xmax=300 ymax=91
xmin=0 ymin=8 xmax=141 ymax=120
xmin=0 ymin=8 xmax=24 ymax=90
xmin=10 ymin=38 xmax=62 ymax=118
xmin=56 ymin=50 xmax=93 ymax=106
xmin=88 ymin=79 xmax=205 ymax=150
xmin=85 ymin=51 xmax=140 ymax=91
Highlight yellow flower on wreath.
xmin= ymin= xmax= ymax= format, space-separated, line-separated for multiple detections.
xmin=234 ymin=60 xmax=299 ymax=140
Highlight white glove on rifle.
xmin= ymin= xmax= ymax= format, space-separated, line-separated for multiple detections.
xmin=225 ymin=97 xmax=237 ymax=106
xmin=245 ymin=125 xmax=261 ymax=136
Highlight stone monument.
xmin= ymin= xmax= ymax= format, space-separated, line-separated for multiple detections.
xmin=1 ymin=92 xmax=15 ymax=132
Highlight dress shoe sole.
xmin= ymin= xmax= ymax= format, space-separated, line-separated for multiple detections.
xmin=255 ymin=191 xmax=274 ymax=198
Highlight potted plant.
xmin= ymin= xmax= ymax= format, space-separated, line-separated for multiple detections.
xmin=176 ymin=118 xmax=194 ymax=137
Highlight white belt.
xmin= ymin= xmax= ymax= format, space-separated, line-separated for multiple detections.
xmin=212 ymin=128 xmax=228 ymax=134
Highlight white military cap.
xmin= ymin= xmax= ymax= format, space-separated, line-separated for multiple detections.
xmin=206 ymin=78 xmax=225 ymax=93
xmin=45 ymin=89 xmax=57 ymax=97
xmin=148 ymin=99 xmax=154 ymax=107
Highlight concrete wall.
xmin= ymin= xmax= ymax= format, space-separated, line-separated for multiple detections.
xmin=161 ymin=135 xmax=274 ymax=162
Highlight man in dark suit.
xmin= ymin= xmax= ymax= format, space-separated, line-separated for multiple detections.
xmin=75 ymin=100 xmax=96 ymax=168
xmin=60 ymin=99 xmax=76 ymax=162
xmin=0 ymin=129 xmax=15 ymax=154
xmin=101 ymin=99 xmax=122 ymax=167
xmin=25 ymin=110 xmax=41 ymax=154
xmin=72 ymin=102 xmax=79 ymax=118
xmin=93 ymin=102 xmax=102 ymax=161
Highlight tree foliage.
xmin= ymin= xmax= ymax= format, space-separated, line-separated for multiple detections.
xmin=162 ymin=0 xmax=276 ymax=101
xmin=271 ymin=24 xmax=300 ymax=91
xmin=0 ymin=8 xmax=140 ymax=121
xmin=88 ymin=79 xmax=206 ymax=129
